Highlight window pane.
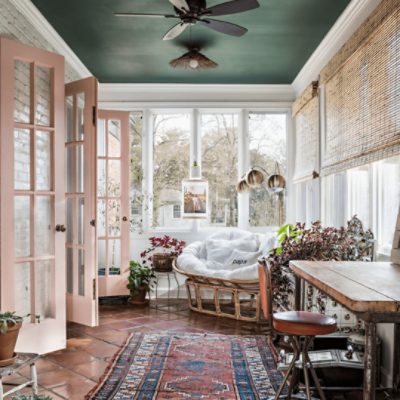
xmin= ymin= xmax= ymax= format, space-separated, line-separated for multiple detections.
xmin=14 ymin=60 xmax=31 ymax=124
xmin=35 ymin=130 xmax=51 ymax=191
xmin=108 ymin=239 xmax=121 ymax=275
xmin=108 ymin=119 xmax=121 ymax=157
xmin=376 ymin=155 xmax=400 ymax=254
xmin=14 ymin=129 xmax=31 ymax=190
xmin=129 ymin=112 xmax=143 ymax=233
xmin=153 ymin=113 xmax=191 ymax=229
xmin=108 ymin=160 xmax=121 ymax=197
xmin=35 ymin=196 xmax=53 ymax=256
xmin=35 ymin=66 xmax=51 ymax=126
xmin=249 ymin=113 xmax=287 ymax=227
xmin=346 ymin=165 xmax=370 ymax=229
xmin=36 ymin=260 xmax=54 ymax=318
xmin=98 ymin=240 xmax=106 ymax=276
xmin=14 ymin=196 xmax=30 ymax=257
xmin=201 ymin=113 xmax=238 ymax=227
xmin=15 ymin=262 xmax=31 ymax=316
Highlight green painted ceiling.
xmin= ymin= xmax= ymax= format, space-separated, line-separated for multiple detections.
xmin=32 ymin=0 xmax=350 ymax=84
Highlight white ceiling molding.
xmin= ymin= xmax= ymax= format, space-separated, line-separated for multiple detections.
xmin=98 ymin=100 xmax=294 ymax=111
xmin=292 ymin=0 xmax=382 ymax=96
xmin=99 ymin=84 xmax=295 ymax=104
xmin=11 ymin=0 xmax=92 ymax=78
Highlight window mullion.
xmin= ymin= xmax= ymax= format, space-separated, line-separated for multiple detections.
xmin=238 ymin=109 xmax=249 ymax=230
xmin=142 ymin=109 xmax=153 ymax=231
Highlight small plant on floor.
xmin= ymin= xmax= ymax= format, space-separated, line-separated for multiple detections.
xmin=140 ymin=235 xmax=186 ymax=272
xmin=127 ymin=261 xmax=156 ymax=305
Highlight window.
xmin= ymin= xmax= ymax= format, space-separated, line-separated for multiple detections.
xmin=248 ymin=113 xmax=287 ymax=227
xmin=152 ymin=113 xmax=191 ymax=229
xmin=129 ymin=109 xmax=290 ymax=233
xmin=375 ymin=156 xmax=400 ymax=255
xmin=322 ymin=155 xmax=400 ymax=257
xmin=201 ymin=113 xmax=238 ymax=227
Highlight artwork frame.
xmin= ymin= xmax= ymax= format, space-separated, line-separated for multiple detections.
xmin=182 ymin=179 xmax=208 ymax=219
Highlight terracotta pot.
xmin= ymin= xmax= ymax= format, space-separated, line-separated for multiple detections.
xmin=129 ymin=285 xmax=149 ymax=305
xmin=0 ymin=322 xmax=21 ymax=364
xmin=153 ymin=253 xmax=174 ymax=272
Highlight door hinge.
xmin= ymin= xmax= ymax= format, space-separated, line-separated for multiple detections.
xmin=93 ymin=278 xmax=96 ymax=300
xmin=92 ymin=106 xmax=97 ymax=127
xmin=90 ymin=219 xmax=96 ymax=227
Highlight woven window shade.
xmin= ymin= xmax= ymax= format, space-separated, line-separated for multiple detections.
xmin=293 ymin=82 xmax=319 ymax=183
xmin=321 ymin=1 xmax=400 ymax=176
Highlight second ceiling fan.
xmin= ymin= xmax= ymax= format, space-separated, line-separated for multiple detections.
xmin=114 ymin=0 xmax=260 ymax=40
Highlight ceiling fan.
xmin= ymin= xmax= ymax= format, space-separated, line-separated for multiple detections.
xmin=114 ymin=0 xmax=260 ymax=41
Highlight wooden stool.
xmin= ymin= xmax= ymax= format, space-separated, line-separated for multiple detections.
xmin=0 ymin=353 xmax=39 ymax=399
xmin=258 ymin=263 xmax=337 ymax=400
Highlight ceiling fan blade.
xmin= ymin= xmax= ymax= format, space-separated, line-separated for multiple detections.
xmin=163 ymin=22 xmax=188 ymax=40
xmin=201 ymin=0 xmax=260 ymax=17
xmin=114 ymin=12 xmax=178 ymax=18
xmin=198 ymin=19 xmax=247 ymax=36
xmin=169 ymin=0 xmax=190 ymax=12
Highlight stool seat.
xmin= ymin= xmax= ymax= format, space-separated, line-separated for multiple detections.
xmin=273 ymin=311 xmax=337 ymax=336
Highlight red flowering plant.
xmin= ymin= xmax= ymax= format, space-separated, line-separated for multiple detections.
xmin=140 ymin=235 xmax=186 ymax=270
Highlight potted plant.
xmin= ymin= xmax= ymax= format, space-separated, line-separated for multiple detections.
xmin=263 ymin=216 xmax=374 ymax=311
xmin=0 ymin=312 xmax=39 ymax=366
xmin=127 ymin=261 xmax=156 ymax=305
xmin=140 ymin=235 xmax=186 ymax=272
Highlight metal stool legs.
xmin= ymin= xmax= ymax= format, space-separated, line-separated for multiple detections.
xmin=271 ymin=336 xmax=326 ymax=400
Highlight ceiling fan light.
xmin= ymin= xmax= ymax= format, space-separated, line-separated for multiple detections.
xmin=189 ymin=58 xmax=199 ymax=69
xmin=169 ymin=49 xmax=218 ymax=70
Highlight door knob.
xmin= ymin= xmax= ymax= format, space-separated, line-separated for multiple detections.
xmin=55 ymin=224 xmax=66 ymax=232
xmin=122 ymin=216 xmax=128 ymax=222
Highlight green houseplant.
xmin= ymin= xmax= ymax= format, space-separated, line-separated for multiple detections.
xmin=127 ymin=261 xmax=156 ymax=305
xmin=0 ymin=312 xmax=39 ymax=366
xmin=12 ymin=396 xmax=53 ymax=400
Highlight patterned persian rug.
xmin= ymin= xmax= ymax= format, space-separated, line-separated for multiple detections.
xmin=86 ymin=333 xmax=283 ymax=400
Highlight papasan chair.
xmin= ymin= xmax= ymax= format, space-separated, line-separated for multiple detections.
xmin=174 ymin=228 xmax=276 ymax=321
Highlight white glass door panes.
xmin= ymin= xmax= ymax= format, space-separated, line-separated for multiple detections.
xmin=65 ymin=76 xmax=98 ymax=327
xmin=13 ymin=63 xmax=55 ymax=321
xmin=1 ymin=37 xmax=66 ymax=354
xmin=97 ymin=111 xmax=130 ymax=297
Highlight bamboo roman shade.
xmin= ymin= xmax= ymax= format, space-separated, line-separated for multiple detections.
xmin=321 ymin=0 xmax=400 ymax=176
xmin=292 ymin=82 xmax=319 ymax=183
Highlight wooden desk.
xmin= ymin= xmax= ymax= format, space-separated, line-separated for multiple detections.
xmin=289 ymin=261 xmax=400 ymax=400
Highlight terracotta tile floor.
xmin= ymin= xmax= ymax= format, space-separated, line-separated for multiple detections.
xmin=4 ymin=299 xmax=396 ymax=400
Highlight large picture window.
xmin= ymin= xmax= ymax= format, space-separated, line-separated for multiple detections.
xmin=129 ymin=108 xmax=290 ymax=233
xmin=201 ymin=113 xmax=238 ymax=227
xmin=152 ymin=113 xmax=191 ymax=229
xmin=248 ymin=113 xmax=287 ymax=227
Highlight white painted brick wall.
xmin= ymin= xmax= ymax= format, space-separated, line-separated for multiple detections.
xmin=0 ymin=0 xmax=81 ymax=82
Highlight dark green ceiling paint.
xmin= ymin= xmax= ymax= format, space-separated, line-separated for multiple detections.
xmin=32 ymin=0 xmax=350 ymax=84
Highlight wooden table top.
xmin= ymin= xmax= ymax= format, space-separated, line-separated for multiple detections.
xmin=289 ymin=261 xmax=400 ymax=315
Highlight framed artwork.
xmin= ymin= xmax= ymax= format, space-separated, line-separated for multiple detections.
xmin=182 ymin=179 xmax=208 ymax=219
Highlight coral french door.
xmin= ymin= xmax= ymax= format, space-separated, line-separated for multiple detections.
xmin=65 ymin=77 xmax=99 ymax=326
xmin=0 ymin=38 xmax=66 ymax=354
xmin=97 ymin=110 xmax=130 ymax=296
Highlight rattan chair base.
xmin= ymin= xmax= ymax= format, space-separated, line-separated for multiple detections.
xmin=173 ymin=261 xmax=261 ymax=322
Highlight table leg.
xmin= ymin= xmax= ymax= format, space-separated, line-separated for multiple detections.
xmin=393 ymin=323 xmax=400 ymax=393
xmin=294 ymin=275 xmax=301 ymax=311
xmin=31 ymin=363 xmax=38 ymax=395
xmin=363 ymin=321 xmax=377 ymax=400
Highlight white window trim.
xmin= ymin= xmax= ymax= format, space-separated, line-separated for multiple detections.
xmin=135 ymin=106 xmax=292 ymax=235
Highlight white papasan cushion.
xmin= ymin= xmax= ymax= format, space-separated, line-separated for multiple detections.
xmin=176 ymin=228 xmax=276 ymax=281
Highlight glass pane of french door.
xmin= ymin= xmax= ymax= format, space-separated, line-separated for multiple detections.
xmin=65 ymin=77 xmax=98 ymax=327
xmin=97 ymin=111 xmax=130 ymax=297
xmin=0 ymin=37 xmax=65 ymax=354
